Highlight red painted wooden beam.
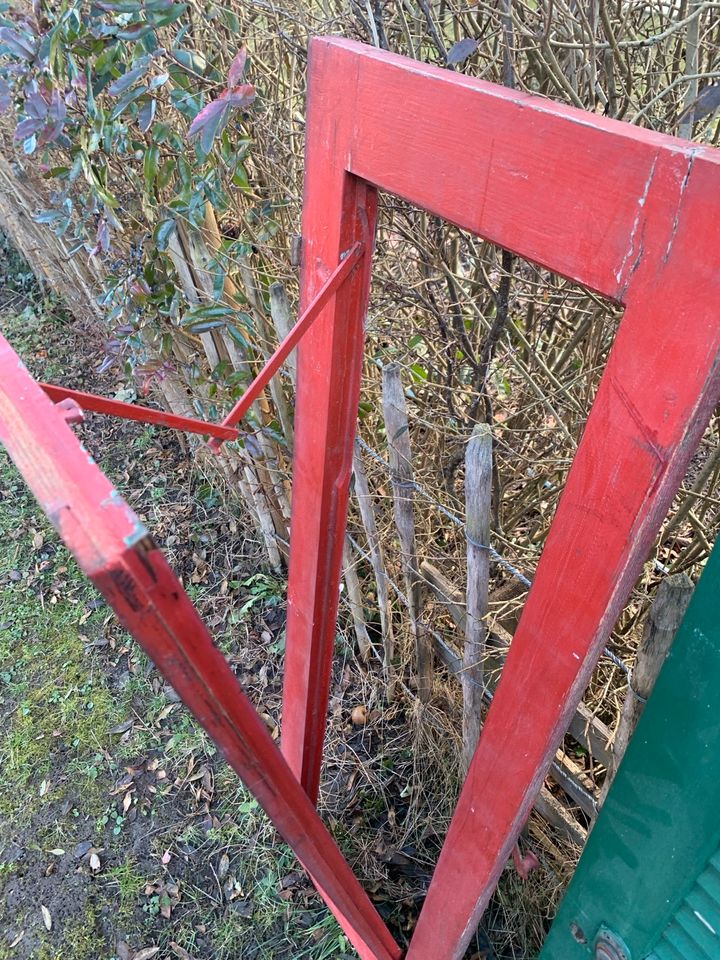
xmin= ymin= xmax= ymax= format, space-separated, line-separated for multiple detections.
xmin=286 ymin=36 xmax=720 ymax=959
xmin=40 ymin=382 xmax=239 ymax=441
xmin=281 ymin=80 xmax=378 ymax=802
xmin=0 ymin=334 xmax=401 ymax=960
xmin=208 ymin=240 xmax=365 ymax=453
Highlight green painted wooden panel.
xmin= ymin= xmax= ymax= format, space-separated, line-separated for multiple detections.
xmin=648 ymin=846 xmax=720 ymax=959
xmin=540 ymin=541 xmax=720 ymax=960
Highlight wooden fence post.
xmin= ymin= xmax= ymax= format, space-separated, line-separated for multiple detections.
xmin=353 ymin=441 xmax=396 ymax=696
xmin=599 ymin=572 xmax=694 ymax=804
xmin=463 ymin=423 xmax=493 ymax=770
xmin=382 ymin=363 xmax=433 ymax=701
xmin=342 ymin=536 xmax=372 ymax=661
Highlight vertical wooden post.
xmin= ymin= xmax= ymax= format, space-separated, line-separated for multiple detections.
xmin=269 ymin=281 xmax=297 ymax=385
xmin=353 ymin=441 xmax=396 ymax=696
xmin=599 ymin=572 xmax=694 ymax=803
xmin=281 ymin=40 xmax=377 ymax=803
xmin=463 ymin=423 xmax=493 ymax=770
xmin=382 ymin=362 xmax=433 ymax=702
xmin=342 ymin=536 xmax=372 ymax=661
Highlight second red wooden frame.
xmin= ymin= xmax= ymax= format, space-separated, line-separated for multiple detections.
xmin=282 ymin=36 xmax=720 ymax=960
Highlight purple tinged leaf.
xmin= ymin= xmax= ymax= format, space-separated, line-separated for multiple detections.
xmin=0 ymin=27 xmax=37 ymax=61
xmin=227 ymin=47 xmax=247 ymax=89
xmin=25 ymin=90 xmax=48 ymax=120
xmin=188 ymin=98 xmax=231 ymax=152
xmin=14 ymin=115 xmax=44 ymax=139
xmin=97 ymin=218 xmax=111 ymax=254
xmin=97 ymin=354 xmax=117 ymax=374
xmin=446 ymin=37 xmax=478 ymax=66
xmin=219 ymin=83 xmax=255 ymax=110
xmin=39 ymin=88 xmax=66 ymax=144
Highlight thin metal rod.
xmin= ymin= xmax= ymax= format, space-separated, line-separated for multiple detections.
xmin=40 ymin=383 xmax=239 ymax=442
xmin=207 ymin=241 xmax=365 ymax=453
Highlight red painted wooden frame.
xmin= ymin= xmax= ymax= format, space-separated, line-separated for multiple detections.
xmin=282 ymin=37 xmax=720 ymax=959
xmin=0 ymin=333 xmax=401 ymax=960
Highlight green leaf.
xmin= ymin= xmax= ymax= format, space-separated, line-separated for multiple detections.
xmin=115 ymin=21 xmax=155 ymax=41
xmin=143 ymin=144 xmax=159 ymax=192
xmin=172 ymin=48 xmax=207 ymax=75
xmin=107 ymin=57 xmax=150 ymax=96
xmin=148 ymin=3 xmax=187 ymax=27
xmin=187 ymin=319 xmax=226 ymax=333
xmin=109 ymin=84 xmax=147 ymax=120
xmin=232 ymin=162 xmax=250 ymax=192
xmin=154 ymin=218 xmax=176 ymax=250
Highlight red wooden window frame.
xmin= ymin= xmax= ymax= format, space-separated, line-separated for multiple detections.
xmin=282 ymin=37 xmax=720 ymax=960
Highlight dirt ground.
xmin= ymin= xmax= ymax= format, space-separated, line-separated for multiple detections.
xmin=0 ymin=238 xmax=558 ymax=960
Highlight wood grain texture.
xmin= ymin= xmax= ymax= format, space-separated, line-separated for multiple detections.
xmin=382 ymin=363 xmax=432 ymax=701
xmin=463 ymin=423 xmax=492 ymax=768
xmin=599 ymin=573 xmax=694 ymax=804
xmin=353 ymin=441 xmax=395 ymax=695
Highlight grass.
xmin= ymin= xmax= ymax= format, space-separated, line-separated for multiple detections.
xmin=0 ymin=284 xmax=352 ymax=960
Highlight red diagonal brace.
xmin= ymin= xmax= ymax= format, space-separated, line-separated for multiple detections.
xmin=207 ymin=240 xmax=365 ymax=453
xmin=40 ymin=382 xmax=239 ymax=442
xmin=0 ymin=333 xmax=401 ymax=960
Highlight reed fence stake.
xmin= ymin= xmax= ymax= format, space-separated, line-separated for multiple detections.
xmin=382 ymin=362 xmax=432 ymax=701
xmin=243 ymin=465 xmax=283 ymax=573
xmin=269 ymin=281 xmax=297 ymax=387
xmin=342 ymin=536 xmax=372 ymax=662
xmin=599 ymin=572 xmax=694 ymax=804
xmin=353 ymin=441 xmax=395 ymax=696
xmin=463 ymin=423 xmax=492 ymax=769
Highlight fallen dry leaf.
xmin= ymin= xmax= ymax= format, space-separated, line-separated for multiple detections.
xmin=170 ymin=944 xmax=195 ymax=960
xmin=217 ymin=852 xmax=230 ymax=881
xmin=89 ymin=853 xmax=101 ymax=872
xmin=40 ymin=905 xmax=52 ymax=931
xmin=131 ymin=948 xmax=160 ymax=960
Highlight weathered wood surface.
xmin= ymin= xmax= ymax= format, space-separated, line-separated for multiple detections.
xmin=342 ymin=536 xmax=372 ymax=662
xmin=353 ymin=441 xmax=395 ymax=695
xmin=421 ymin=560 xmax=612 ymax=767
xmin=382 ymin=362 xmax=433 ymax=702
xmin=287 ymin=37 xmax=720 ymax=960
xmin=600 ymin=572 xmax=694 ymax=803
xmin=463 ymin=423 xmax=492 ymax=768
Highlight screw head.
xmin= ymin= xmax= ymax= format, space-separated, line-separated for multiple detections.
xmin=595 ymin=929 xmax=631 ymax=960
